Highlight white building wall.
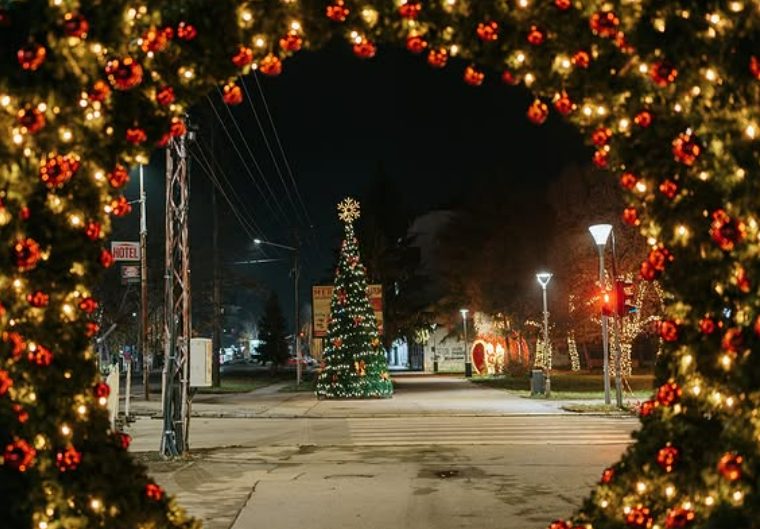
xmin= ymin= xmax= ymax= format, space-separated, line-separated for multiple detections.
xmin=423 ymin=327 xmax=466 ymax=373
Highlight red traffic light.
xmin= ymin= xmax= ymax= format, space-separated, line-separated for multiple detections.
xmin=601 ymin=289 xmax=616 ymax=316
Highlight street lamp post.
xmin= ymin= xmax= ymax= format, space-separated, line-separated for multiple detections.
xmin=254 ymin=238 xmax=301 ymax=386
xmin=460 ymin=309 xmax=471 ymax=377
xmin=536 ymin=272 xmax=552 ymax=397
xmin=589 ymin=224 xmax=613 ymax=405
xmin=430 ymin=323 xmax=439 ymax=373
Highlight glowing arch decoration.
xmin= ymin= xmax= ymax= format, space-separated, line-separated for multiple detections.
xmin=0 ymin=1 xmax=758 ymax=528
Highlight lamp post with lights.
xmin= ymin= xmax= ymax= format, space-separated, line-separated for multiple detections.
xmin=536 ymin=272 xmax=553 ymax=396
xmin=460 ymin=309 xmax=471 ymax=377
xmin=588 ymin=224 xmax=613 ymax=405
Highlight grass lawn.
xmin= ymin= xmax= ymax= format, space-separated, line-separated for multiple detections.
xmin=470 ymin=372 xmax=655 ymax=400
xmin=196 ymin=377 xmax=277 ymax=394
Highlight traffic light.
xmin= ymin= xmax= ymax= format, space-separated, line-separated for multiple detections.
xmin=615 ymin=279 xmax=637 ymax=316
xmin=601 ymin=288 xmax=616 ymax=316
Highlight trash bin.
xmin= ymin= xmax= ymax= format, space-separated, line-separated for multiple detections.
xmin=530 ymin=369 xmax=545 ymax=395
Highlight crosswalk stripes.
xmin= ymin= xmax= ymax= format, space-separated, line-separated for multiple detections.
xmin=346 ymin=416 xmax=637 ymax=446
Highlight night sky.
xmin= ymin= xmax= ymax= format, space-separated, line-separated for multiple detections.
xmin=113 ymin=39 xmax=589 ymax=330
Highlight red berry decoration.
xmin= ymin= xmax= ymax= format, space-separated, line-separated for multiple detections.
xmin=527 ymin=25 xmax=545 ymax=46
xmin=145 ymin=483 xmax=165 ymax=501
xmin=12 ymin=404 xmax=28 ymax=424
xmin=592 ymin=149 xmax=608 ymax=168
xmin=28 ymin=344 xmax=53 ymax=367
xmin=259 ymin=54 xmax=283 ymax=76
xmin=40 ymin=153 xmax=80 ymax=188
xmin=406 ymin=35 xmax=427 ymax=54
xmin=710 ymin=209 xmax=746 ymax=252
xmin=656 ymin=445 xmax=679 ymax=472
xmin=717 ymin=452 xmax=744 ymax=481
xmin=353 ymin=39 xmax=377 ymax=59
xmin=554 ymin=0 xmax=572 ymax=10
xmin=656 ymin=380 xmax=682 ymax=407
xmin=0 ymin=370 xmax=13 ymax=396
xmin=107 ymin=164 xmax=129 ymax=188
xmin=620 ymin=172 xmax=638 ymax=189
xmin=63 ymin=12 xmax=89 ymax=39
xmin=94 ymin=382 xmax=110 ymax=399
xmin=3 ymin=438 xmax=36 ymax=472
xmin=659 ymin=179 xmax=678 ymax=199
xmin=222 ymin=82 xmax=243 ymax=105
xmin=553 ymin=91 xmax=573 ymax=114
xmin=625 ymin=506 xmax=653 ymax=529
xmin=659 ymin=320 xmax=679 ymax=342
xmin=641 ymin=245 xmax=672 ymax=280
xmin=156 ymin=86 xmax=175 ymax=106
xmin=27 ymin=291 xmax=49 ymax=307
xmin=476 ymin=21 xmax=499 ymax=42
xmin=14 ymin=238 xmax=41 ymax=271
xmin=100 ymin=248 xmax=114 ymax=268
xmin=622 ymin=207 xmax=639 ymax=226
xmin=18 ymin=43 xmax=46 ymax=71
xmin=117 ymin=432 xmax=132 ymax=450
xmin=634 ymin=110 xmax=652 ymax=127
xmin=591 ymin=126 xmax=612 ymax=146
xmin=590 ymin=11 xmax=619 ymax=38
xmin=398 ymin=1 xmax=421 ymax=19
xmin=326 ymin=1 xmax=349 ymax=22
xmin=16 ymin=106 xmax=45 ymax=134
xmin=141 ymin=26 xmax=172 ymax=53
xmin=232 ymin=46 xmax=254 ymax=68
xmin=527 ymin=99 xmax=549 ymax=124
xmin=571 ymin=50 xmax=590 ymax=68
xmin=126 ymin=127 xmax=147 ymax=145
xmin=464 ymin=65 xmax=485 ymax=86
xmin=176 ymin=22 xmax=197 ymax=41
xmin=665 ymin=507 xmax=695 ymax=529
xmin=600 ymin=467 xmax=615 ymax=484
xmin=650 ymin=61 xmax=678 ymax=87
xmin=89 ymin=80 xmax=111 ymax=102
xmin=639 ymin=399 xmax=656 ymax=417
xmin=280 ymin=31 xmax=302 ymax=52
xmin=56 ymin=446 xmax=82 ymax=472
xmin=427 ymin=47 xmax=448 ymax=68
xmin=110 ymin=196 xmax=132 ymax=217
xmin=672 ymin=132 xmax=701 ymax=166
xmin=549 ymin=521 xmax=570 ymax=529
xmin=105 ymin=57 xmax=143 ymax=90
xmin=170 ymin=118 xmax=186 ymax=138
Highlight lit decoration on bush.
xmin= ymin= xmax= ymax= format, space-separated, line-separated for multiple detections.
xmin=316 ymin=199 xmax=392 ymax=399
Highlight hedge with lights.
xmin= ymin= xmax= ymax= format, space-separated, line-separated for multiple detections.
xmin=0 ymin=0 xmax=758 ymax=528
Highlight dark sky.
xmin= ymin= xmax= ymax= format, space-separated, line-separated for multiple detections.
xmin=114 ymin=40 xmax=588 ymax=331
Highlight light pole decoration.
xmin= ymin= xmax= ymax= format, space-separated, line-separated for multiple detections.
xmin=536 ymin=272 xmax=552 ymax=396
xmin=588 ymin=223 xmax=613 ymax=405
xmin=460 ymin=308 xmax=471 ymax=377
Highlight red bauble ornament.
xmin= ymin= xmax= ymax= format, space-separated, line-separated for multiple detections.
xmin=326 ymin=1 xmax=349 ymax=22
xmin=554 ymin=0 xmax=572 ymax=10
xmin=476 ymin=21 xmax=499 ymax=42
xmin=3 ymin=331 xmax=26 ymax=360
xmin=710 ymin=209 xmax=746 ymax=252
xmin=656 ymin=381 xmax=682 ymax=407
xmin=648 ymin=246 xmax=672 ymax=271
xmin=527 ymin=99 xmax=549 ymax=124
xmin=79 ymin=297 xmax=98 ymax=314
xmin=656 ymin=445 xmax=679 ymax=472
xmin=126 ymin=127 xmax=147 ymax=145
xmin=12 ymin=404 xmax=28 ymax=424
xmin=280 ymin=31 xmax=303 ymax=52
xmin=721 ymin=327 xmax=743 ymax=354
xmin=20 ymin=207 xmax=30 ymax=220
xmin=571 ymin=50 xmax=590 ymax=68
xmin=591 ymin=126 xmax=612 ymax=146
xmin=353 ymin=39 xmax=377 ymax=59
xmin=105 ymin=57 xmax=143 ymax=90
xmin=650 ymin=61 xmax=678 ymax=87
xmin=750 ymin=56 xmax=760 ymax=81
xmin=427 ymin=47 xmax=448 ymax=68
xmin=89 ymin=80 xmax=111 ymax=102
xmin=110 ymin=196 xmax=132 ymax=217
xmin=527 ymin=25 xmax=545 ymax=46
xmin=0 ymin=370 xmax=13 ymax=396
xmin=28 ymin=344 xmax=53 ymax=367
xmin=14 ymin=238 xmax=41 ymax=271
xmin=176 ymin=22 xmax=197 ymax=41
xmin=156 ymin=133 xmax=171 ymax=148
xmin=639 ymin=399 xmax=656 ymax=417
xmin=94 ymin=382 xmax=110 ymax=399
xmin=56 ymin=446 xmax=82 ymax=472
xmin=406 ymin=35 xmax=428 ymax=54
xmin=634 ymin=110 xmax=652 ymax=127
xmin=3 ymin=438 xmax=36 ymax=472
xmin=18 ymin=43 xmax=46 ymax=71
xmin=735 ymin=266 xmax=751 ymax=294
xmin=699 ymin=318 xmax=716 ymax=335
xmin=145 ymin=483 xmax=165 ymax=501
xmin=590 ymin=11 xmax=619 ymax=38
xmin=222 ymin=82 xmax=243 ymax=105
xmin=16 ymin=106 xmax=45 ymax=134
xmin=592 ymin=149 xmax=608 ymax=168
xmin=100 ymin=248 xmax=114 ymax=268
xmin=141 ymin=26 xmax=172 ymax=53
xmin=659 ymin=320 xmax=679 ymax=342
xmin=27 ymin=291 xmax=49 ymax=307
xmin=399 ymin=1 xmax=421 ymax=19
xmin=625 ymin=506 xmax=653 ymax=529
xmin=672 ymin=133 xmax=701 ymax=166
xmin=622 ymin=207 xmax=639 ymax=226
xmin=600 ymin=467 xmax=615 ymax=484
xmin=259 ymin=54 xmax=283 ymax=76
xmin=464 ymin=65 xmax=485 ymax=86
xmin=665 ymin=507 xmax=695 ymax=529
xmin=156 ymin=86 xmax=175 ymax=105
xmin=40 ymin=153 xmax=80 ymax=188
xmin=717 ymin=452 xmax=743 ymax=481
xmin=63 ymin=12 xmax=89 ymax=39
xmin=548 ymin=521 xmax=570 ymax=529
xmin=108 ymin=164 xmax=129 ymax=188
xmin=117 ymin=432 xmax=132 ymax=450
xmin=659 ymin=179 xmax=678 ymax=199
xmin=86 ymin=322 xmax=100 ymax=337
xmin=620 ymin=172 xmax=638 ymax=189
xmin=553 ymin=91 xmax=573 ymax=114
xmin=170 ymin=118 xmax=186 ymax=137
xmin=232 ymin=46 xmax=254 ymax=68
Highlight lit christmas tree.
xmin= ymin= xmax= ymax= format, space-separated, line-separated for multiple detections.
xmin=316 ymin=198 xmax=393 ymax=399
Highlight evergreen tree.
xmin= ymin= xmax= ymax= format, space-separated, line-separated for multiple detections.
xmin=256 ymin=293 xmax=289 ymax=372
xmin=316 ymin=199 xmax=393 ymax=399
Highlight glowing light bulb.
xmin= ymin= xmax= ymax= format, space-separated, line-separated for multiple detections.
xmin=636 ymin=481 xmax=647 ymax=493
xmin=705 ymin=496 xmax=714 ymax=506
xmin=745 ymin=124 xmax=757 ymax=139
xmin=720 ymin=354 xmax=732 ymax=369
xmin=665 ymin=485 xmax=675 ymax=497
xmin=61 ymin=424 xmax=71 ymax=436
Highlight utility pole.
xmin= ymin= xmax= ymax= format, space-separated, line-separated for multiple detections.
xmin=139 ymin=164 xmax=150 ymax=401
xmin=294 ymin=237 xmax=301 ymax=386
xmin=211 ymin=186 xmax=221 ymax=387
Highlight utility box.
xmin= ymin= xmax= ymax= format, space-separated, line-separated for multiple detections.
xmin=530 ymin=369 xmax=545 ymax=396
xmin=190 ymin=338 xmax=213 ymax=388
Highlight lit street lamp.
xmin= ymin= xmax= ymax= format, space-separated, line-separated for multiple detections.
xmin=589 ymin=224 xmax=613 ymax=405
xmin=460 ymin=309 xmax=471 ymax=377
xmin=254 ymin=238 xmax=302 ymax=386
xmin=535 ymin=272 xmax=552 ymax=396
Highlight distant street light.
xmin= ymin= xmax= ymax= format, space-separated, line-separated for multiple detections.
xmin=430 ymin=323 xmax=439 ymax=373
xmin=589 ymin=224 xmax=613 ymax=405
xmin=460 ymin=309 xmax=472 ymax=377
xmin=535 ymin=272 xmax=552 ymax=396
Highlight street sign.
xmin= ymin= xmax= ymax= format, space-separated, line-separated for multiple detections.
xmin=111 ymin=241 xmax=141 ymax=261
xmin=120 ymin=264 xmax=140 ymax=285
xmin=312 ymin=284 xmax=384 ymax=337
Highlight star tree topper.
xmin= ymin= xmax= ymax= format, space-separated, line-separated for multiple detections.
xmin=337 ymin=197 xmax=361 ymax=224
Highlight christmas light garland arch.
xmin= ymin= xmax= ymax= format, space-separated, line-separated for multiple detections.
xmin=0 ymin=1 xmax=758 ymax=528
